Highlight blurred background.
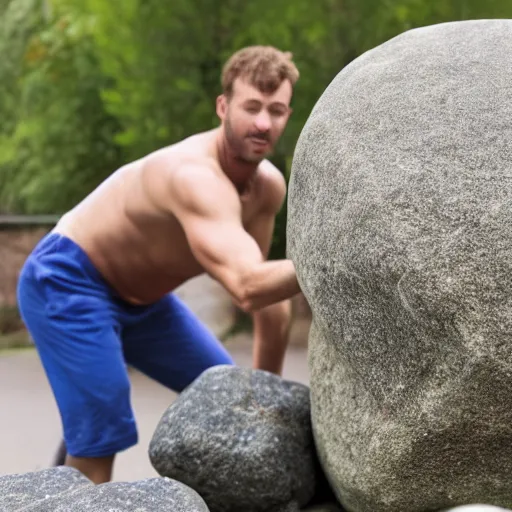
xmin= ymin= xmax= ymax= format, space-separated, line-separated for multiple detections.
xmin=1 ymin=0 xmax=511 ymax=482
xmin=0 ymin=0 xmax=511 ymax=342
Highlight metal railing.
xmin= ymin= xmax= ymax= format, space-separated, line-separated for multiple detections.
xmin=0 ymin=215 xmax=60 ymax=228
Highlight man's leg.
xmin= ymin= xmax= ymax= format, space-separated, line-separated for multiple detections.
xmin=52 ymin=433 xmax=116 ymax=483
xmin=65 ymin=455 xmax=115 ymax=484
xmin=122 ymin=293 xmax=234 ymax=392
xmin=17 ymin=244 xmax=138 ymax=484
xmin=52 ymin=439 xmax=67 ymax=466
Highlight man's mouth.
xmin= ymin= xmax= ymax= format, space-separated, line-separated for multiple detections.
xmin=248 ymin=135 xmax=270 ymax=146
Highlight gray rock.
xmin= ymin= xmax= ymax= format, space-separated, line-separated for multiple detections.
xmin=287 ymin=19 xmax=512 ymax=512
xmin=149 ymin=365 xmax=317 ymax=512
xmin=443 ymin=505 xmax=510 ymax=512
xmin=276 ymin=502 xmax=301 ymax=512
xmin=0 ymin=466 xmax=92 ymax=511
xmin=441 ymin=507 xmax=512 ymax=512
xmin=301 ymin=503 xmax=345 ymax=512
xmin=27 ymin=477 xmax=209 ymax=511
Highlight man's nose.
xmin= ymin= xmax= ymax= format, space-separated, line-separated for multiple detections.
xmin=254 ymin=111 xmax=271 ymax=131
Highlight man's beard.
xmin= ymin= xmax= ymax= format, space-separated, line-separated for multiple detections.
xmin=225 ymin=116 xmax=271 ymax=164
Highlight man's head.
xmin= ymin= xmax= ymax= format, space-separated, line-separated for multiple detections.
xmin=216 ymin=46 xmax=299 ymax=163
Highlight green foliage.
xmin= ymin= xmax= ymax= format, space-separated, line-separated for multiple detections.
xmin=0 ymin=0 xmax=41 ymax=208
xmin=81 ymin=0 xmax=343 ymax=165
xmin=0 ymin=0 xmax=122 ymax=213
xmin=90 ymin=0 xmax=229 ymax=159
xmin=1 ymin=0 xmax=512 ymax=251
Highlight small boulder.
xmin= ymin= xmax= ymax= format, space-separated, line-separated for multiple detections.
xmin=30 ymin=477 xmax=209 ymax=511
xmin=149 ymin=365 xmax=317 ymax=512
xmin=0 ymin=466 xmax=92 ymax=511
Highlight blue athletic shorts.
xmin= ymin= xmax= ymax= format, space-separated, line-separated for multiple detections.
xmin=16 ymin=232 xmax=234 ymax=458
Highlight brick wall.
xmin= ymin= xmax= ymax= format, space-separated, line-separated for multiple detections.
xmin=0 ymin=228 xmax=50 ymax=306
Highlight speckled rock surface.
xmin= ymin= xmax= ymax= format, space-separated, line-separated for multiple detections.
xmin=29 ymin=477 xmax=209 ymax=511
xmin=0 ymin=467 xmax=92 ymax=511
xmin=0 ymin=468 xmax=208 ymax=511
xmin=441 ymin=507 xmax=512 ymax=512
xmin=149 ymin=365 xmax=318 ymax=512
xmin=287 ymin=19 xmax=512 ymax=512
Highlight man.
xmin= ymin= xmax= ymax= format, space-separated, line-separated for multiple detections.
xmin=17 ymin=45 xmax=302 ymax=485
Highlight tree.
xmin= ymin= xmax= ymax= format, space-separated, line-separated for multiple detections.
xmin=2 ymin=0 xmax=512 ymax=253
xmin=79 ymin=0 xmax=346 ymax=258
xmin=0 ymin=0 xmax=122 ymax=213
xmin=0 ymin=0 xmax=43 ymax=210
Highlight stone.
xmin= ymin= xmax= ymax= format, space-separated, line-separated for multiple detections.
xmin=149 ymin=365 xmax=318 ymax=512
xmin=302 ymin=503 xmax=345 ymax=512
xmin=442 ymin=507 xmax=512 ymax=512
xmin=277 ymin=502 xmax=301 ymax=512
xmin=0 ymin=466 xmax=92 ymax=511
xmin=27 ymin=477 xmax=209 ymax=511
xmin=287 ymin=19 xmax=512 ymax=512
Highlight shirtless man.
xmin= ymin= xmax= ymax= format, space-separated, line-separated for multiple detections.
xmin=16 ymin=46 xmax=302 ymax=485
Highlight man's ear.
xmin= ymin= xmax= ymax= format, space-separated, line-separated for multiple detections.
xmin=216 ymin=94 xmax=228 ymax=121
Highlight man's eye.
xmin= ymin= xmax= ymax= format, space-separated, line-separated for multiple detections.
xmin=270 ymin=109 xmax=286 ymax=117
xmin=246 ymin=107 xmax=260 ymax=114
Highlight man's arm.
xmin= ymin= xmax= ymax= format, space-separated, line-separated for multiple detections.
xmin=252 ymin=300 xmax=291 ymax=375
xmin=168 ymin=160 xmax=300 ymax=312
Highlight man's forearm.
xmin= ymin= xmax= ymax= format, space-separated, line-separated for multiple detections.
xmin=252 ymin=300 xmax=292 ymax=375
xmin=239 ymin=260 xmax=300 ymax=312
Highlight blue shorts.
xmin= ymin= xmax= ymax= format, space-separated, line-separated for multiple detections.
xmin=16 ymin=233 xmax=234 ymax=458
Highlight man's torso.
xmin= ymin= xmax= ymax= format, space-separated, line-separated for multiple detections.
xmin=53 ymin=129 xmax=279 ymax=305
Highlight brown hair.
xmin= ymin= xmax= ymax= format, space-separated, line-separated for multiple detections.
xmin=221 ymin=45 xmax=299 ymax=98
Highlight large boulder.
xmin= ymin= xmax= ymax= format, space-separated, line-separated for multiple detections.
xmin=149 ymin=365 xmax=319 ymax=512
xmin=287 ymin=19 xmax=512 ymax=512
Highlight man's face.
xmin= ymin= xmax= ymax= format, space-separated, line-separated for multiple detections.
xmin=217 ymin=77 xmax=293 ymax=163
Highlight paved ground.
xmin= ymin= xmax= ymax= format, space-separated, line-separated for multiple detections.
xmin=0 ymin=334 xmax=309 ymax=482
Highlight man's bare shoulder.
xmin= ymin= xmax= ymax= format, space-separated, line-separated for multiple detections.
xmin=143 ymin=133 xmax=219 ymax=177
xmin=140 ymin=140 xmax=227 ymax=196
xmin=145 ymin=149 xmax=219 ymax=179
xmin=256 ymin=159 xmax=288 ymax=213
xmin=140 ymin=141 xmax=238 ymax=216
